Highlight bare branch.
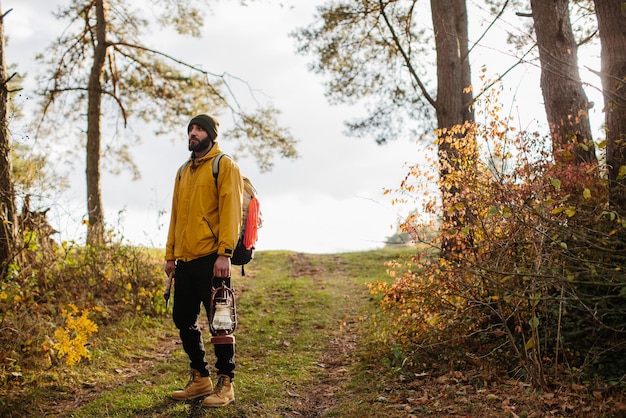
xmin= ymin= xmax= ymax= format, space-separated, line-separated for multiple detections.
xmin=377 ymin=0 xmax=436 ymax=109
xmin=468 ymin=0 xmax=510 ymax=58
xmin=1 ymin=9 xmax=13 ymax=20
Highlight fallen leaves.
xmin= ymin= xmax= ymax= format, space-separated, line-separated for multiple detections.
xmin=372 ymin=367 xmax=626 ymax=417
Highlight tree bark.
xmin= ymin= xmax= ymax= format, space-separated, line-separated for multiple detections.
xmin=431 ymin=0 xmax=476 ymax=259
xmin=431 ymin=0 xmax=474 ymax=129
xmin=594 ymin=0 xmax=626 ymax=211
xmin=86 ymin=0 xmax=108 ymax=245
xmin=530 ymin=0 xmax=597 ymax=165
xmin=0 ymin=7 xmax=17 ymax=274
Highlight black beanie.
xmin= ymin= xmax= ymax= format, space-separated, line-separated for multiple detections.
xmin=188 ymin=114 xmax=219 ymax=140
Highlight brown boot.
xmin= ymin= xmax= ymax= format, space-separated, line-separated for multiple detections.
xmin=171 ymin=370 xmax=213 ymax=401
xmin=201 ymin=375 xmax=235 ymax=407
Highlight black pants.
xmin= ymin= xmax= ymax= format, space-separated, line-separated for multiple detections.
xmin=172 ymin=254 xmax=235 ymax=379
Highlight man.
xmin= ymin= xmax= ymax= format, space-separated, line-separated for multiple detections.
xmin=164 ymin=114 xmax=243 ymax=407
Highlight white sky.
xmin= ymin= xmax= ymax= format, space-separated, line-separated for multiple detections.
xmin=3 ymin=0 xmax=604 ymax=254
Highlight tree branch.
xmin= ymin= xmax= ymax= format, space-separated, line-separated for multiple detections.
xmin=468 ymin=0 xmax=510 ymax=59
xmin=474 ymin=45 xmax=536 ymax=102
xmin=1 ymin=72 xmax=18 ymax=87
xmin=111 ymin=41 xmax=273 ymax=119
xmin=377 ymin=0 xmax=437 ymax=109
xmin=1 ymin=8 xmax=13 ymax=21
xmin=110 ymin=41 xmax=221 ymax=78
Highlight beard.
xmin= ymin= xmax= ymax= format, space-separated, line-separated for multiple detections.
xmin=189 ymin=136 xmax=212 ymax=153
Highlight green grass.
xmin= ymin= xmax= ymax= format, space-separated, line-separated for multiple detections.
xmin=1 ymin=247 xmax=415 ymax=417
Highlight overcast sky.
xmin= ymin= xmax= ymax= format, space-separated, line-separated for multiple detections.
xmin=4 ymin=0 xmax=603 ymax=254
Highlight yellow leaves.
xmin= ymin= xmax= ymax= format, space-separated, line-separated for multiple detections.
xmin=367 ymin=281 xmax=389 ymax=296
xmin=550 ymin=206 xmax=565 ymax=215
xmin=582 ymin=188 xmax=591 ymax=200
xmin=617 ymin=165 xmax=626 ymax=181
xmin=551 ymin=205 xmax=576 ymax=217
xmin=53 ymin=304 xmax=99 ymax=366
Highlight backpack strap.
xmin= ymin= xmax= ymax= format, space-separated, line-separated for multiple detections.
xmin=177 ymin=160 xmax=190 ymax=182
xmin=212 ymin=153 xmax=227 ymax=182
xmin=211 ymin=153 xmax=245 ymax=275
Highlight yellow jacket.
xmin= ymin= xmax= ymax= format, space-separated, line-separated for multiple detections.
xmin=165 ymin=143 xmax=243 ymax=262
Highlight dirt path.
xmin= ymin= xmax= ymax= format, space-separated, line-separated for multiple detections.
xmin=270 ymin=253 xmax=364 ymax=417
xmin=279 ymin=320 xmax=359 ymax=417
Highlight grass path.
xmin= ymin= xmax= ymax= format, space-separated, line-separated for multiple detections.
xmin=4 ymin=248 xmax=623 ymax=417
xmin=6 ymin=249 xmax=406 ymax=417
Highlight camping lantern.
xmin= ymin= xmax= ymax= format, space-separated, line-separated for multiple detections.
xmin=209 ymin=281 xmax=237 ymax=344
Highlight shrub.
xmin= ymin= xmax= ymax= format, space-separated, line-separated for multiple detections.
xmin=374 ymin=85 xmax=626 ymax=388
xmin=0 ymin=227 xmax=165 ymax=384
xmin=53 ymin=304 xmax=100 ymax=366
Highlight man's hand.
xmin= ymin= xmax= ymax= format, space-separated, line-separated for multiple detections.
xmin=164 ymin=260 xmax=176 ymax=278
xmin=214 ymin=255 xmax=232 ymax=278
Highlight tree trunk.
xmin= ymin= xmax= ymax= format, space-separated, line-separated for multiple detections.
xmin=594 ymin=0 xmax=626 ymax=211
xmin=86 ymin=0 xmax=108 ymax=245
xmin=530 ymin=0 xmax=597 ymax=165
xmin=431 ymin=0 xmax=476 ymax=259
xmin=0 ymin=7 xmax=17 ymax=274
